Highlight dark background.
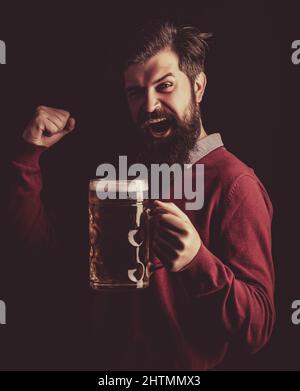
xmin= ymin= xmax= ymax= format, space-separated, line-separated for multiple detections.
xmin=0 ymin=0 xmax=299 ymax=370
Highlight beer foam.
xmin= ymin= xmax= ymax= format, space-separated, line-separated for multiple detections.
xmin=89 ymin=179 xmax=148 ymax=192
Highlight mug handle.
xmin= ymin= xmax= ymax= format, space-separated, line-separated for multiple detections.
xmin=144 ymin=206 xmax=164 ymax=278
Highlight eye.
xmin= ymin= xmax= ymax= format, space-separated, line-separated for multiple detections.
xmin=157 ymin=82 xmax=174 ymax=92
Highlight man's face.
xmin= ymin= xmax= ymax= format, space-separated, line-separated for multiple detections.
xmin=124 ymin=48 xmax=204 ymax=165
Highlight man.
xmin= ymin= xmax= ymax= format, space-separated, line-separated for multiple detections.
xmin=2 ymin=21 xmax=275 ymax=370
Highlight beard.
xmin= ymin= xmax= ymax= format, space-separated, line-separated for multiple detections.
xmin=135 ymin=95 xmax=201 ymax=167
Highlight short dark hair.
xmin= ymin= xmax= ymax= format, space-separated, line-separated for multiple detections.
xmin=122 ymin=20 xmax=212 ymax=83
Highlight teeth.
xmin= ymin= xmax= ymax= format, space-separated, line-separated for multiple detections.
xmin=141 ymin=118 xmax=168 ymax=129
xmin=148 ymin=118 xmax=167 ymax=124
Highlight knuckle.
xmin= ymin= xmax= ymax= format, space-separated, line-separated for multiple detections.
xmin=35 ymin=114 xmax=44 ymax=123
xmin=60 ymin=109 xmax=70 ymax=117
xmin=34 ymin=116 xmax=45 ymax=130
xmin=36 ymin=105 xmax=45 ymax=112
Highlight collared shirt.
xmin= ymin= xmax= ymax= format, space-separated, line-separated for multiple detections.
xmin=189 ymin=133 xmax=224 ymax=165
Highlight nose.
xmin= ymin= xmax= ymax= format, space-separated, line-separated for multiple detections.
xmin=144 ymin=89 xmax=160 ymax=113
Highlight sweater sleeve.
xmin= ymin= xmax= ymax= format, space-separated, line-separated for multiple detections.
xmin=1 ymin=140 xmax=57 ymax=254
xmin=177 ymin=174 xmax=275 ymax=354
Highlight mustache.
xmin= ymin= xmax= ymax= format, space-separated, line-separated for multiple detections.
xmin=138 ymin=110 xmax=176 ymax=128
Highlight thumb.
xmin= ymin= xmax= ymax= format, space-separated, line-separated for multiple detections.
xmin=63 ymin=117 xmax=76 ymax=132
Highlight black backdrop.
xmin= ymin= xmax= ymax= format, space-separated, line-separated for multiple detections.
xmin=0 ymin=0 xmax=299 ymax=370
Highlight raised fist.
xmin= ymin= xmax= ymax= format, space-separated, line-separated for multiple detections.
xmin=22 ymin=105 xmax=76 ymax=148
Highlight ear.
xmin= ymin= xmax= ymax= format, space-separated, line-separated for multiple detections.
xmin=194 ymin=72 xmax=207 ymax=104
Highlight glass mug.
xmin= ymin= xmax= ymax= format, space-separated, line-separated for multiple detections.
xmin=89 ymin=179 xmax=152 ymax=290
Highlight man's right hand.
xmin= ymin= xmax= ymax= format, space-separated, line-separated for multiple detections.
xmin=22 ymin=105 xmax=76 ymax=148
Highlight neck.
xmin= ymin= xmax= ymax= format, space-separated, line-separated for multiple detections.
xmin=198 ymin=123 xmax=207 ymax=141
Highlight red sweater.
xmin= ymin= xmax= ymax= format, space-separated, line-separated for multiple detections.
xmin=2 ymin=139 xmax=275 ymax=371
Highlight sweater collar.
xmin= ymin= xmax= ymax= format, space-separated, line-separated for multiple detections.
xmin=189 ymin=133 xmax=224 ymax=165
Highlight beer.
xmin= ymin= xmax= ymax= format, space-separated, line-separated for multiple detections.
xmin=89 ymin=179 xmax=151 ymax=290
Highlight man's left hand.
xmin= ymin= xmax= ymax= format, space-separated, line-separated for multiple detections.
xmin=151 ymin=200 xmax=201 ymax=272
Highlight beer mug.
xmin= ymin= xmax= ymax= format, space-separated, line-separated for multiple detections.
xmin=89 ymin=179 xmax=152 ymax=290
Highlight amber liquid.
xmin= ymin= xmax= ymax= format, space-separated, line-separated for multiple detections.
xmin=89 ymin=190 xmax=150 ymax=290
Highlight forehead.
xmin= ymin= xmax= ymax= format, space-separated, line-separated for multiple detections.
xmin=124 ymin=48 xmax=181 ymax=87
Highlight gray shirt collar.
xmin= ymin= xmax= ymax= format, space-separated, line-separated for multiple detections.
xmin=189 ymin=133 xmax=224 ymax=165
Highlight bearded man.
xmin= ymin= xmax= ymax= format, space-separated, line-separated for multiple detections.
xmin=2 ymin=21 xmax=275 ymax=370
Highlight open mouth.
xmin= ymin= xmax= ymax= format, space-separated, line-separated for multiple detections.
xmin=146 ymin=118 xmax=172 ymax=138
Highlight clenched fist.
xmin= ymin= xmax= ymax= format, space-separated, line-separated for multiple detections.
xmin=22 ymin=105 xmax=76 ymax=148
xmin=151 ymin=200 xmax=202 ymax=272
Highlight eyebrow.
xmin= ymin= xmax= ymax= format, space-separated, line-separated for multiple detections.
xmin=153 ymin=72 xmax=175 ymax=84
xmin=125 ymin=72 xmax=175 ymax=93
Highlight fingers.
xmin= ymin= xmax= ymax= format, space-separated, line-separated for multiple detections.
xmin=154 ymin=224 xmax=184 ymax=250
xmin=23 ymin=105 xmax=76 ymax=148
xmin=153 ymin=237 xmax=175 ymax=266
xmin=36 ymin=105 xmax=74 ymax=131
xmin=151 ymin=208 xmax=186 ymax=266
xmin=151 ymin=203 xmax=201 ymax=272
xmin=152 ymin=212 xmax=188 ymax=235
xmin=42 ymin=118 xmax=75 ymax=138
xmin=152 ymin=200 xmax=189 ymax=221
xmin=43 ymin=117 xmax=61 ymax=135
xmin=47 ymin=109 xmax=68 ymax=126
xmin=64 ymin=117 xmax=76 ymax=132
